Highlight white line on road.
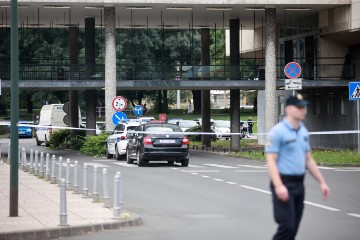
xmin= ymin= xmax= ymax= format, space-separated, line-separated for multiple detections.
xmin=240 ymin=185 xmax=271 ymax=194
xmin=201 ymin=175 xmax=210 ymax=178
xmin=234 ymin=170 xmax=267 ymax=173
xmin=304 ymin=201 xmax=340 ymax=211
xmin=188 ymin=164 xmax=205 ymax=168
xmin=93 ymin=160 xmax=114 ymax=162
xmin=191 ymin=173 xmax=199 ymax=175
xmin=86 ymin=163 xmax=110 ymax=168
xmin=112 ymin=162 xmax=138 ymax=168
xmin=180 ymin=170 xmax=219 ymax=173
xmin=203 ymin=164 xmax=238 ymax=169
xmin=334 ymin=169 xmax=360 ymax=172
xmin=347 ymin=213 xmax=360 ymax=218
xmin=237 ymin=165 xmax=267 ymax=169
xmin=213 ymin=178 xmax=224 ymax=182
xmin=226 ymin=182 xmax=237 ymax=185
xmin=171 ymin=168 xmax=179 ymax=170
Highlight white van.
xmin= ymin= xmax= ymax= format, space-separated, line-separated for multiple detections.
xmin=36 ymin=104 xmax=81 ymax=146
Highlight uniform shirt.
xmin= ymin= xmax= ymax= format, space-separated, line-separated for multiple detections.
xmin=265 ymin=118 xmax=310 ymax=175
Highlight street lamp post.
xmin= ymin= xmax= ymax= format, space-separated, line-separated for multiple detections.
xmin=10 ymin=0 xmax=19 ymax=217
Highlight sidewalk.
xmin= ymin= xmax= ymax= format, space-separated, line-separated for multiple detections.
xmin=0 ymin=160 xmax=142 ymax=240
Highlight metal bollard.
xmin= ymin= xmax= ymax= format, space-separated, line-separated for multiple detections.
xmin=113 ymin=173 xmax=121 ymax=218
xmin=23 ymin=148 xmax=29 ymax=172
xmin=20 ymin=148 xmax=25 ymax=170
xmin=0 ymin=142 xmax=2 ymax=158
xmin=92 ymin=166 xmax=99 ymax=202
xmin=66 ymin=158 xmax=71 ymax=190
xmin=58 ymin=157 xmax=63 ymax=186
xmin=59 ymin=178 xmax=68 ymax=227
xmin=39 ymin=152 xmax=44 ymax=177
xmin=51 ymin=155 xmax=56 ymax=184
xmin=73 ymin=161 xmax=80 ymax=194
xmin=102 ymin=168 xmax=110 ymax=208
xmin=7 ymin=143 xmax=10 ymax=163
xmin=45 ymin=153 xmax=51 ymax=181
xmin=29 ymin=149 xmax=34 ymax=173
xmin=34 ymin=151 xmax=39 ymax=176
xmin=82 ymin=163 xmax=90 ymax=198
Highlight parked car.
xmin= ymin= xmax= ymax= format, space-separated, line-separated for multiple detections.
xmin=168 ymin=120 xmax=198 ymax=132
xmin=80 ymin=122 xmax=102 ymax=135
xmin=9 ymin=120 xmax=33 ymax=138
xmin=106 ymin=122 xmax=141 ymax=160
xmin=193 ymin=118 xmax=215 ymax=125
xmin=136 ymin=117 xmax=155 ymax=124
xmin=126 ymin=123 xmax=190 ymax=167
xmin=211 ymin=121 xmax=231 ymax=140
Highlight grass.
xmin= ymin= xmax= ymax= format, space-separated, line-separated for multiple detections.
xmin=191 ymin=139 xmax=259 ymax=148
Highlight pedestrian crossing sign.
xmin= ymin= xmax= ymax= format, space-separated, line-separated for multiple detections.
xmin=349 ymin=82 xmax=360 ymax=100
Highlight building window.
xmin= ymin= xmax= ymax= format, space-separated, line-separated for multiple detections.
xmin=313 ymin=94 xmax=321 ymax=115
xmin=278 ymin=96 xmax=285 ymax=116
xmin=327 ymin=93 xmax=335 ymax=115
xmin=341 ymin=92 xmax=349 ymax=115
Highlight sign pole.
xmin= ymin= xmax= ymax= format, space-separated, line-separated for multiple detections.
xmin=10 ymin=0 xmax=19 ymax=217
xmin=357 ymin=101 xmax=360 ymax=155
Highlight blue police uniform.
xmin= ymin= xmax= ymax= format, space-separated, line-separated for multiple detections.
xmin=265 ymin=118 xmax=310 ymax=240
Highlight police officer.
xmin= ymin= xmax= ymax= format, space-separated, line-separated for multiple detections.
xmin=265 ymin=94 xmax=330 ymax=240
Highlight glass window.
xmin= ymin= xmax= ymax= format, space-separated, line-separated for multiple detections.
xmin=327 ymin=94 xmax=335 ymax=115
xmin=341 ymin=92 xmax=349 ymax=115
xmin=278 ymin=96 xmax=285 ymax=116
xmin=314 ymin=94 xmax=321 ymax=115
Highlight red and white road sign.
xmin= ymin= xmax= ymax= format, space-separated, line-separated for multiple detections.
xmin=112 ymin=96 xmax=127 ymax=112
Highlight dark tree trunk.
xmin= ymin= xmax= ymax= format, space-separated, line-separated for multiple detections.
xmin=163 ymin=90 xmax=168 ymax=113
xmin=192 ymin=90 xmax=201 ymax=114
xmin=26 ymin=93 xmax=33 ymax=114
xmin=157 ymin=90 xmax=163 ymax=113
xmin=137 ymin=91 xmax=144 ymax=105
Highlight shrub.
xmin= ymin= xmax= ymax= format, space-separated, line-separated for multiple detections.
xmin=49 ymin=129 xmax=85 ymax=151
xmin=185 ymin=125 xmax=217 ymax=142
xmin=80 ymin=134 xmax=108 ymax=157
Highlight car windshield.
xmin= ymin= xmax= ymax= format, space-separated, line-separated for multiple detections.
xmin=179 ymin=121 xmax=197 ymax=128
xmin=145 ymin=125 xmax=182 ymax=133
xmin=127 ymin=126 xmax=138 ymax=131
xmin=216 ymin=122 xmax=230 ymax=128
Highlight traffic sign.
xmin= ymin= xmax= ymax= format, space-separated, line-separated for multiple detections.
xmin=112 ymin=112 xmax=127 ymax=125
xmin=112 ymin=96 xmax=127 ymax=112
xmin=133 ymin=105 xmax=143 ymax=116
xmin=284 ymin=62 xmax=302 ymax=79
xmin=349 ymin=82 xmax=360 ymax=100
xmin=285 ymin=78 xmax=302 ymax=90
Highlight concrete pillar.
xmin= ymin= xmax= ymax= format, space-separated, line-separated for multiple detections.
xmin=201 ymin=28 xmax=211 ymax=147
xmin=104 ymin=6 xmax=117 ymax=132
xmin=85 ymin=17 xmax=97 ymax=135
xmin=265 ymin=7 xmax=277 ymax=132
xmin=229 ymin=19 xmax=241 ymax=150
xmin=69 ymin=26 xmax=79 ymax=130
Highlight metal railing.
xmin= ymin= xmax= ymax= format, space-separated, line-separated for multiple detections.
xmin=0 ymin=57 xmax=355 ymax=81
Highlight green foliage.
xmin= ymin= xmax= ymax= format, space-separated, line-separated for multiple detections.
xmin=80 ymin=134 xmax=109 ymax=157
xmin=49 ymin=129 xmax=85 ymax=151
xmin=185 ymin=125 xmax=217 ymax=142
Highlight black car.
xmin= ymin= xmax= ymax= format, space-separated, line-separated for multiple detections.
xmin=126 ymin=123 xmax=190 ymax=167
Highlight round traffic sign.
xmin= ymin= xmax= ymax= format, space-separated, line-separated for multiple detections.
xmin=284 ymin=62 xmax=302 ymax=79
xmin=112 ymin=96 xmax=127 ymax=112
xmin=112 ymin=112 xmax=127 ymax=125
xmin=133 ymin=105 xmax=143 ymax=116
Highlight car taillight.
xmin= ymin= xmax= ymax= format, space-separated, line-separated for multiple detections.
xmin=117 ymin=136 xmax=126 ymax=142
xmin=143 ymin=136 xmax=152 ymax=145
xmin=183 ymin=136 xmax=189 ymax=145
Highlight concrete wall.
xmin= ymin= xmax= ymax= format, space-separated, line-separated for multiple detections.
xmin=226 ymin=28 xmax=264 ymax=57
xmin=319 ymin=6 xmax=351 ymax=35
xmin=259 ymin=88 xmax=357 ymax=149
xmin=351 ymin=0 xmax=360 ymax=29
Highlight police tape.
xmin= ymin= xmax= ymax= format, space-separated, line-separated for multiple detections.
xmin=1 ymin=122 xmax=360 ymax=136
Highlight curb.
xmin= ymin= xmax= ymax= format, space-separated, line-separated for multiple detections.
xmin=0 ymin=215 xmax=143 ymax=240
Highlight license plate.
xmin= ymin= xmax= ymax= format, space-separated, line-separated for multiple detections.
xmin=19 ymin=132 xmax=25 ymax=134
xmin=159 ymin=139 xmax=176 ymax=144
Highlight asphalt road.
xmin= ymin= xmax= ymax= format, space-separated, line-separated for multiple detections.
xmin=2 ymin=138 xmax=360 ymax=240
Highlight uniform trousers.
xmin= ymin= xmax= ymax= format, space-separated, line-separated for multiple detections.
xmin=270 ymin=175 xmax=305 ymax=240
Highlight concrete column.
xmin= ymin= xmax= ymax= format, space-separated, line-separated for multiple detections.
xmin=104 ymin=6 xmax=117 ymax=132
xmin=69 ymin=26 xmax=79 ymax=130
xmin=265 ymin=7 xmax=277 ymax=132
xmin=229 ymin=19 xmax=241 ymax=150
xmin=85 ymin=17 xmax=97 ymax=135
xmin=201 ymin=28 xmax=211 ymax=147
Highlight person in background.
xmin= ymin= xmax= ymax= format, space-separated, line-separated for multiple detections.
xmin=247 ymin=116 xmax=254 ymax=136
xmin=188 ymin=101 xmax=193 ymax=114
xmin=265 ymin=94 xmax=330 ymax=240
xmin=142 ymin=103 xmax=148 ymax=116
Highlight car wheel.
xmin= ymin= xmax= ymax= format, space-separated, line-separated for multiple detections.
xmin=137 ymin=149 xmax=146 ymax=167
xmin=181 ymin=158 xmax=189 ymax=167
xmin=115 ymin=145 xmax=122 ymax=161
xmin=126 ymin=148 xmax=134 ymax=164
xmin=36 ymin=137 xmax=42 ymax=146
xmin=106 ymin=145 xmax=113 ymax=159
xmin=225 ymin=138 xmax=229 ymax=140
xmin=167 ymin=161 xmax=175 ymax=165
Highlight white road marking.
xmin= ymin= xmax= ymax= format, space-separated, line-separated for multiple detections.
xmin=240 ymin=185 xmax=271 ymax=194
xmin=191 ymin=173 xmax=199 ymax=175
xmin=181 ymin=170 xmax=219 ymax=173
xmin=203 ymin=164 xmax=238 ymax=169
xmin=303 ymin=201 xmax=340 ymax=212
xmin=334 ymin=169 xmax=360 ymax=172
xmin=213 ymin=178 xmax=224 ymax=182
xmin=234 ymin=170 xmax=267 ymax=173
xmin=237 ymin=165 xmax=267 ymax=169
xmin=112 ymin=162 xmax=138 ymax=168
xmin=226 ymin=182 xmax=237 ymax=185
xmin=188 ymin=164 xmax=205 ymax=168
xmin=347 ymin=213 xmax=360 ymax=218
xmin=171 ymin=167 xmax=179 ymax=170
xmin=201 ymin=175 xmax=210 ymax=178
xmin=318 ymin=166 xmax=337 ymax=170
xmin=93 ymin=160 xmax=114 ymax=162
xmin=184 ymin=214 xmax=226 ymax=219
xmin=85 ymin=163 xmax=110 ymax=168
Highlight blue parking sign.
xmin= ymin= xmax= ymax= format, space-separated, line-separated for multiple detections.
xmin=112 ymin=112 xmax=127 ymax=125
xmin=349 ymin=82 xmax=360 ymax=100
xmin=133 ymin=105 xmax=143 ymax=116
